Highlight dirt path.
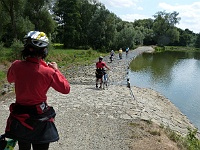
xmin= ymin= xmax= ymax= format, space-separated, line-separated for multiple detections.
xmin=0 ymin=46 xmax=196 ymax=150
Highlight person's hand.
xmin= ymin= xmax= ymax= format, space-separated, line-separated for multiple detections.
xmin=48 ymin=62 xmax=58 ymax=70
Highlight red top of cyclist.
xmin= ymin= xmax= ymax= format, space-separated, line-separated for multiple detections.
xmin=96 ymin=56 xmax=110 ymax=70
xmin=95 ymin=56 xmax=110 ymax=88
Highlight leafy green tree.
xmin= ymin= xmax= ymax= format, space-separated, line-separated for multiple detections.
xmin=78 ymin=0 xmax=99 ymax=48
xmin=24 ymin=0 xmax=56 ymax=34
xmin=53 ymin=0 xmax=81 ymax=48
xmin=132 ymin=19 xmax=155 ymax=45
xmin=143 ymin=28 xmax=155 ymax=45
xmin=115 ymin=21 xmax=127 ymax=32
xmin=15 ymin=16 xmax=35 ymax=42
xmin=0 ymin=0 xmax=54 ymax=46
xmin=0 ymin=3 xmax=9 ymax=44
xmin=153 ymin=11 xmax=181 ymax=46
xmin=195 ymin=33 xmax=200 ymax=48
xmin=0 ymin=0 xmax=26 ymax=45
xmin=87 ymin=4 xmax=117 ymax=51
xmin=133 ymin=18 xmax=154 ymax=29
xmin=166 ymin=28 xmax=180 ymax=45
xmin=114 ymin=23 xmax=136 ymax=49
xmin=176 ymin=28 xmax=193 ymax=46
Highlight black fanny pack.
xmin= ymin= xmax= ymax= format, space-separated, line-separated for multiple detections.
xmin=11 ymin=103 xmax=56 ymax=122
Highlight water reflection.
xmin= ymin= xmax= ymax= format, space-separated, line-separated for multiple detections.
xmin=129 ymin=51 xmax=200 ymax=129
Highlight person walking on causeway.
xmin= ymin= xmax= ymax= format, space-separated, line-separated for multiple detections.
xmin=95 ymin=56 xmax=110 ymax=88
xmin=4 ymin=31 xmax=70 ymax=150
xmin=119 ymin=48 xmax=123 ymax=59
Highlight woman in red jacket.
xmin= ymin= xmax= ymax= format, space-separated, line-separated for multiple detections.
xmin=5 ymin=31 xmax=70 ymax=150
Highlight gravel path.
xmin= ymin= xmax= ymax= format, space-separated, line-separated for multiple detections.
xmin=0 ymin=46 xmax=197 ymax=150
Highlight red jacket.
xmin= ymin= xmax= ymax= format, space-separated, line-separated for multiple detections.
xmin=7 ymin=57 xmax=70 ymax=105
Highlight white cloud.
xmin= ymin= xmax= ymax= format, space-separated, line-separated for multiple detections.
xmin=119 ymin=14 xmax=148 ymax=22
xmin=158 ymin=2 xmax=200 ymax=33
xmin=99 ymin=0 xmax=147 ymax=22
xmin=99 ymin=0 xmax=200 ymax=33
xmin=100 ymin=0 xmax=138 ymax=8
xmin=137 ymin=6 xmax=143 ymax=10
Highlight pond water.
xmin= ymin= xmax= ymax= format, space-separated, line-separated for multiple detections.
xmin=129 ymin=51 xmax=200 ymax=130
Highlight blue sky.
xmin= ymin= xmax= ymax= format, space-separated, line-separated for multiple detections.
xmin=98 ymin=0 xmax=200 ymax=33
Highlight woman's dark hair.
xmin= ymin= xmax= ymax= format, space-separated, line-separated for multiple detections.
xmin=21 ymin=45 xmax=48 ymax=60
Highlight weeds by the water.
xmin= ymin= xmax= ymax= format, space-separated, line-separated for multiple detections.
xmin=130 ymin=120 xmax=200 ymax=150
xmin=185 ymin=128 xmax=200 ymax=150
xmin=155 ymin=46 xmax=200 ymax=53
xmin=161 ymin=125 xmax=200 ymax=149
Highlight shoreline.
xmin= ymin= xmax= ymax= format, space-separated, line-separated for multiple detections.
xmin=65 ymin=46 xmax=197 ymax=136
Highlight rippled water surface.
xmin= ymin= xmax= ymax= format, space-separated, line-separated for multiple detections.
xmin=129 ymin=51 xmax=200 ymax=129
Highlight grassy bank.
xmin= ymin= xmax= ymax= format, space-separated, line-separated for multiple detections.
xmin=130 ymin=119 xmax=200 ymax=150
xmin=46 ymin=48 xmax=107 ymax=67
xmin=155 ymin=46 xmax=200 ymax=53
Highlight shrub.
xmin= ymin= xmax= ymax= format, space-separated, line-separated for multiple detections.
xmin=155 ymin=46 xmax=165 ymax=52
xmin=0 ymin=71 xmax=6 ymax=81
xmin=53 ymin=43 xmax=64 ymax=49
xmin=185 ymin=128 xmax=200 ymax=149
xmin=10 ymin=39 xmax=23 ymax=60
xmin=0 ymin=42 xmax=5 ymax=58
xmin=0 ymin=42 xmax=4 ymax=50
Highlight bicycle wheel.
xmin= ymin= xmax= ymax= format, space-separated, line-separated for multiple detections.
xmin=106 ymin=74 xmax=110 ymax=88
xmin=102 ymin=74 xmax=108 ymax=89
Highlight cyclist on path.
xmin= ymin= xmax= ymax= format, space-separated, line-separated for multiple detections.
xmin=96 ymin=56 xmax=110 ymax=88
xmin=119 ymin=48 xmax=123 ymax=59
xmin=126 ymin=47 xmax=129 ymax=56
xmin=110 ymin=50 xmax=115 ymax=62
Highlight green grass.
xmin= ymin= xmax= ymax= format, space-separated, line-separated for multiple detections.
xmin=46 ymin=48 xmax=107 ymax=67
xmin=49 ymin=43 xmax=109 ymax=66
xmin=0 ymin=71 xmax=6 ymax=82
xmin=0 ymin=48 xmax=13 ymax=63
xmin=0 ymin=48 xmax=12 ymax=87
xmin=155 ymin=46 xmax=200 ymax=53
xmin=165 ymin=46 xmax=200 ymax=52
xmin=164 ymin=127 xmax=200 ymax=150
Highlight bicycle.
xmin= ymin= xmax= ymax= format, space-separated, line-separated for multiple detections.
xmin=102 ymin=71 xmax=109 ymax=89
xmin=110 ymin=55 xmax=114 ymax=63
xmin=119 ymin=53 xmax=122 ymax=59
xmin=126 ymin=51 xmax=129 ymax=56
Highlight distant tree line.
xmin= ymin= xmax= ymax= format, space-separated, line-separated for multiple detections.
xmin=0 ymin=0 xmax=200 ymax=51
